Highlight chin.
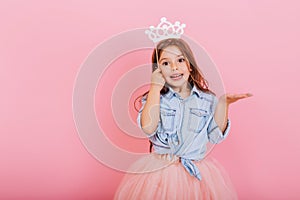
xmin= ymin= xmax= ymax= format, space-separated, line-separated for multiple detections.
xmin=167 ymin=81 xmax=187 ymax=89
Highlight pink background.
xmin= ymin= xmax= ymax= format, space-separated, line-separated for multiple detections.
xmin=1 ymin=0 xmax=299 ymax=199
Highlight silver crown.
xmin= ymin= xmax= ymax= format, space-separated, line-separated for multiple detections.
xmin=145 ymin=17 xmax=186 ymax=43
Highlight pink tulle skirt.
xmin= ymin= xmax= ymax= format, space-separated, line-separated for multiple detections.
xmin=114 ymin=153 xmax=238 ymax=200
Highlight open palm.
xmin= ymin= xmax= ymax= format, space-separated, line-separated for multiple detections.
xmin=220 ymin=93 xmax=253 ymax=105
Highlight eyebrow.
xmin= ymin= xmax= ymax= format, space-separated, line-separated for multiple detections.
xmin=159 ymin=54 xmax=184 ymax=62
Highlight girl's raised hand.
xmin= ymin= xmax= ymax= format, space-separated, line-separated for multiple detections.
xmin=151 ymin=67 xmax=166 ymax=90
xmin=219 ymin=93 xmax=253 ymax=106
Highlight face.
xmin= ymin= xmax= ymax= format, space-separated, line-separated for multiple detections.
xmin=158 ymin=45 xmax=191 ymax=91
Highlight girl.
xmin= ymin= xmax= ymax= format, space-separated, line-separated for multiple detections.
xmin=114 ymin=38 xmax=252 ymax=200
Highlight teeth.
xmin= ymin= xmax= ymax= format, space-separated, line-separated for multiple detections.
xmin=171 ymin=74 xmax=182 ymax=78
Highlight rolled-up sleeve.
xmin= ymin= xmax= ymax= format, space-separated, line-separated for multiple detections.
xmin=207 ymin=95 xmax=231 ymax=144
xmin=207 ymin=117 xmax=231 ymax=144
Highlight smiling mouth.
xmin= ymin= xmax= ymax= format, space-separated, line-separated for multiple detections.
xmin=170 ymin=73 xmax=183 ymax=80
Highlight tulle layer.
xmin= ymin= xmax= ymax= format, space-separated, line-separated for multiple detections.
xmin=114 ymin=153 xmax=238 ymax=200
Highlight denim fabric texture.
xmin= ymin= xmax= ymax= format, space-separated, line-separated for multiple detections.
xmin=137 ymin=85 xmax=230 ymax=180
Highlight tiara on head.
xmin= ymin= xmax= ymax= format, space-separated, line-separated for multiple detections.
xmin=145 ymin=17 xmax=186 ymax=43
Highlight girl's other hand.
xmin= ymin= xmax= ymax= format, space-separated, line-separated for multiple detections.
xmin=219 ymin=93 xmax=253 ymax=106
xmin=151 ymin=67 xmax=166 ymax=90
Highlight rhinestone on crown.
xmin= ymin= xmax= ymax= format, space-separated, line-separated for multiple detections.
xmin=145 ymin=17 xmax=186 ymax=43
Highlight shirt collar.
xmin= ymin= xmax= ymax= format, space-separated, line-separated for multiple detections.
xmin=190 ymin=85 xmax=202 ymax=97
xmin=164 ymin=84 xmax=202 ymax=99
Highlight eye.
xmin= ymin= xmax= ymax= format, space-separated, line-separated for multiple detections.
xmin=161 ymin=61 xmax=169 ymax=66
xmin=178 ymin=58 xmax=185 ymax=63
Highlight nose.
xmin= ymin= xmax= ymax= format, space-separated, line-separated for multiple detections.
xmin=171 ymin=62 xmax=178 ymax=71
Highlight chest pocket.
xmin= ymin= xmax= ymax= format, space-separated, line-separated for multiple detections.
xmin=160 ymin=108 xmax=176 ymax=132
xmin=188 ymin=108 xmax=209 ymax=133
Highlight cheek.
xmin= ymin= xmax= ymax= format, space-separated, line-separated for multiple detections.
xmin=183 ymin=69 xmax=191 ymax=79
xmin=161 ymin=68 xmax=171 ymax=77
xmin=184 ymin=73 xmax=191 ymax=80
xmin=183 ymin=66 xmax=191 ymax=75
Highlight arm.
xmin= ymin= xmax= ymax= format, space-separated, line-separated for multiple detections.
xmin=214 ymin=93 xmax=253 ymax=134
xmin=207 ymin=96 xmax=231 ymax=144
xmin=214 ymin=99 xmax=229 ymax=134
xmin=140 ymin=85 xmax=161 ymax=134
xmin=207 ymin=93 xmax=252 ymax=144
xmin=140 ymin=67 xmax=166 ymax=135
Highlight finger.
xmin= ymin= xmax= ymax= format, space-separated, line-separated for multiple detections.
xmin=154 ymin=65 xmax=161 ymax=73
xmin=238 ymin=93 xmax=253 ymax=99
xmin=228 ymin=93 xmax=253 ymax=99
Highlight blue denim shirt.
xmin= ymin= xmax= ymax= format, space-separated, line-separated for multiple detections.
xmin=137 ymin=85 xmax=231 ymax=180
